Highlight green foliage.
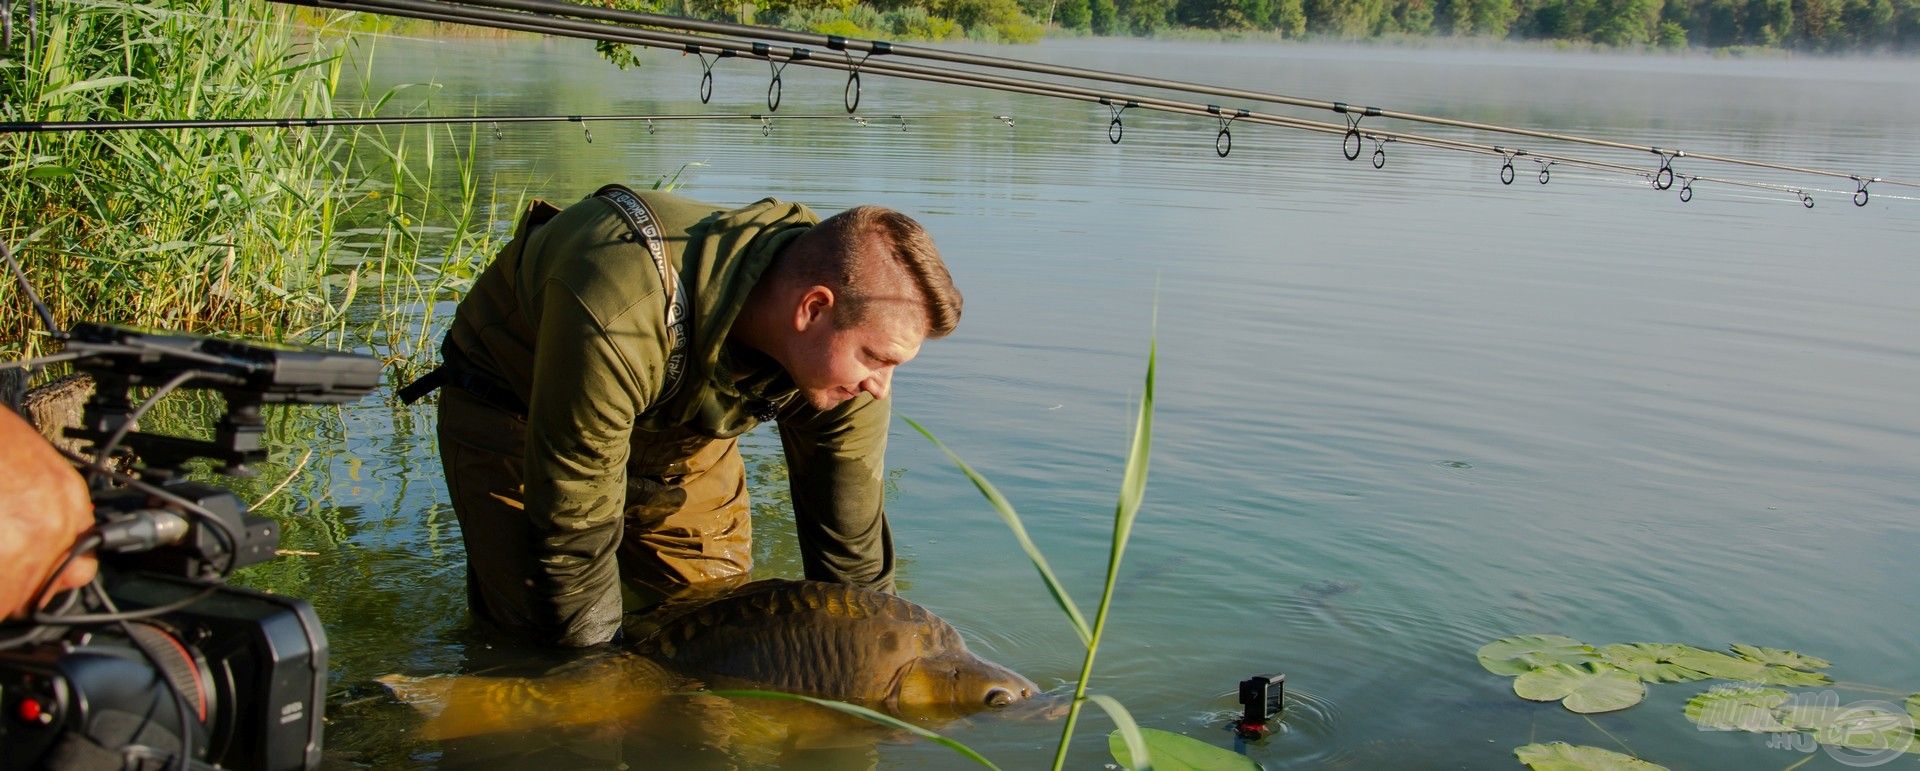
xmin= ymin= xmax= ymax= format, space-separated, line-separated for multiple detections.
xmin=1110 ymin=726 xmax=1261 ymax=770
xmin=1513 ymin=663 xmax=1647 ymax=713
xmin=0 ymin=0 xmax=348 ymax=354
xmin=1687 ymin=685 xmax=1920 ymax=757
xmin=1059 ymin=0 xmax=1096 ymax=28
xmin=1683 ymin=686 xmax=1796 ymax=732
xmin=1477 ymin=635 xmax=1602 ymax=676
xmin=1729 ymin=644 xmax=1831 ymax=671
xmin=1091 ymin=0 xmax=1124 ymax=31
xmin=1596 ymin=644 xmax=1712 ymax=683
xmin=1514 ymin=742 xmax=1667 ymax=770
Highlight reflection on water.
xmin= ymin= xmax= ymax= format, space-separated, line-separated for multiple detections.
xmin=248 ymin=34 xmax=1920 ymax=769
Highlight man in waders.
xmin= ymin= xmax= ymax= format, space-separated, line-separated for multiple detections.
xmin=402 ymin=185 xmax=961 ymax=647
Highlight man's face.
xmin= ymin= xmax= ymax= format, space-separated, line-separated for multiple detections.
xmin=789 ymin=294 xmax=926 ymax=411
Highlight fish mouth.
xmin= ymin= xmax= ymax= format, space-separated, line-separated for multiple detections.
xmin=990 ymin=688 xmax=1072 ymax=721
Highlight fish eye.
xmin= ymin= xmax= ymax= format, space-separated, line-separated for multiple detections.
xmin=985 ymin=687 xmax=1014 ymax=708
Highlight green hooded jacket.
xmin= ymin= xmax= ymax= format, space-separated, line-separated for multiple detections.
xmin=446 ymin=189 xmax=895 ymax=642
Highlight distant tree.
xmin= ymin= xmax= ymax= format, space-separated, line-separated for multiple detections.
xmin=1271 ymin=0 xmax=1309 ymax=33
xmin=1119 ymin=0 xmax=1177 ymax=31
xmin=1397 ymin=0 xmax=1437 ymax=32
xmin=1658 ymin=17 xmax=1691 ymax=41
xmin=1592 ymin=0 xmax=1662 ymax=43
xmin=1462 ymin=0 xmax=1519 ymax=33
xmin=1058 ymin=0 xmax=1094 ymax=27
xmin=1747 ymin=0 xmax=1794 ymax=41
xmin=1793 ymin=0 xmax=1846 ymax=44
xmin=1090 ymin=0 xmax=1120 ymax=30
xmin=1179 ymin=0 xmax=1273 ymax=28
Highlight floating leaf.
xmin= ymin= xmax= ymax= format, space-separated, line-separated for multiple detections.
xmin=1478 ymin=635 xmax=1601 ymax=676
xmin=1729 ymin=644 xmax=1830 ymax=671
xmin=1683 ymin=686 xmax=1794 ymax=732
xmin=1777 ymin=699 xmax=1919 ymax=756
xmin=1908 ymin=692 xmax=1919 ymax=723
xmin=1514 ymin=742 xmax=1667 ymax=770
xmin=1661 ymin=649 xmax=1831 ymax=687
xmin=1598 ymin=644 xmax=1713 ymax=684
xmin=1513 ymin=664 xmax=1646 ymax=713
xmin=1109 ymin=727 xmax=1259 ymax=771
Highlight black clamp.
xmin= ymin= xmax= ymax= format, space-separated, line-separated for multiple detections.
xmin=1852 ymin=176 xmax=1875 ymax=207
xmin=1678 ymin=176 xmax=1694 ymax=203
xmin=1333 ymin=102 xmax=1380 ymax=162
xmin=1371 ymin=136 xmax=1393 ymax=169
xmin=1208 ymin=105 xmax=1247 ymax=158
xmin=1650 ymin=148 xmax=1681 ymax=191
xmin=690 ymin=46 xmax=736 ymax=104
xmin=1102 ymin=97 xmax=1136 ymax=144
xmin=1535 ymin=159 xmax=1555 ymax=185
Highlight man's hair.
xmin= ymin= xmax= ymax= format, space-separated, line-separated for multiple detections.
xmin=775 ymin=206 xmax=961 ymax=338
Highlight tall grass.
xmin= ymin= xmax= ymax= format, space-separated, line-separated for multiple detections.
xmin=0 ymin=0 xmax=354 ymax=357
xmin=2 ymin=1 xmax=515 ymax=381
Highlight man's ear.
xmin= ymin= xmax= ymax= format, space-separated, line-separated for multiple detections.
xmin=793 ymin=286 xmax=835 ymax=332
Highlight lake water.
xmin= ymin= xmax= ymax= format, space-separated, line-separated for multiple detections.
xmin=285 ymin=33 xmax=1920 ymax=770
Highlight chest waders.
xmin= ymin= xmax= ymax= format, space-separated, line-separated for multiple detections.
xmin=422 ymin=187 xmax=756 ymax=647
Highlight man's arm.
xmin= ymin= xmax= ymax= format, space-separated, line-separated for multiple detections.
xmin=521 ymin=280 xmax=659 ymax=646
xmin=776 ymin=393 xmax=895 ymax=592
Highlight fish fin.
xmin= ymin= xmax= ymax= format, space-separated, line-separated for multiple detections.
xmin=376 ymin=674 xmax=454 ymax=720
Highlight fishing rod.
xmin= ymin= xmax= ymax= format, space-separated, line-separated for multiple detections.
xmin=392 ymin=0 xmax=1915 ymax=200
xmin=0 ymin=112 xmax=915 ymax=134
xmin=290 ymin=0 xmax=1855 ymax=207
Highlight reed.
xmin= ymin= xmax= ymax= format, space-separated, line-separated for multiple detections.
xmin=0 ymin=0 xmax=355 ymax=357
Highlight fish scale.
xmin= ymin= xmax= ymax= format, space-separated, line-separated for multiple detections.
xmin=384 ymin=579 xmax=1038 ymax=740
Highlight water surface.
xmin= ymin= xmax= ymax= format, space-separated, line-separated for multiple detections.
xmin=278 ymin=35 xmax=1920 ymax=769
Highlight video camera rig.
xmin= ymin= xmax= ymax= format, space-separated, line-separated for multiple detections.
xmin=1 ymin=239 xmax=379 ymax=771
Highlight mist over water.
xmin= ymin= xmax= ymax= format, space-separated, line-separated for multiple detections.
xmin=298 ymin=35 xmax=1920 ymax=769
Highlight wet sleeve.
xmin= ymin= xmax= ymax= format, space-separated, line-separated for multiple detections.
xmin=776 ymin=393 xmax=896 ymax=593
xmin=522 ymin=280 xmax=659 ymax=647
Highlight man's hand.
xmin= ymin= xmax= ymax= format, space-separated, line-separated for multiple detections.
xmin=1 ymin=407 xmax=97 ymax=620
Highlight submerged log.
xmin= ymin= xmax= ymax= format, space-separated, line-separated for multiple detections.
xmin=19 ymin=373 xmax=96 ymax=454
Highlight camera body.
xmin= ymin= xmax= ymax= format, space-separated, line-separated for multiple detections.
xmin=0 ymin=323 xmax=378 ymax=770
xmin=0 ymin=568 xmax=326 ymax=770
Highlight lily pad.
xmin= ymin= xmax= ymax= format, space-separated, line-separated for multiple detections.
xmin=1683 ymin=686 xmax=1794 ymax=732
xmin=1513 ymin=664 xmax=1646 ymax=713
xmin=1479 ymin=635 xmax=1601 ymax=676
xmin=1729 ymin=644 xmax=1830 ymax=671
xmin=1906 ymin=692 xmax=1919 ymax=723
xmin=1778 ymin=701 xmax=1919 ymax=756
xmin=1660 ymin=649 xmax=1831 ymax=687
xmin=1514 ymin=742 xmax=1667 ymax=770
xmin=1108 ymin=727 xmax=1260 ymax=771
xmin=1598 ymin=644 xmax=1713 ymax=683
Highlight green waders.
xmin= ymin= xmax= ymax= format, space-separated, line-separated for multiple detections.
xmin=438 ymin=385 xmax=753 ymax=640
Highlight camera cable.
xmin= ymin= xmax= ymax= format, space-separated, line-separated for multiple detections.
xmin=89 ymin=368 xmax=197 ymax=473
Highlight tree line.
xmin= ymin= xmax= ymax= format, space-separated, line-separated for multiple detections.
xmin=616 ymin=0 xmax=1919 ymax=48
